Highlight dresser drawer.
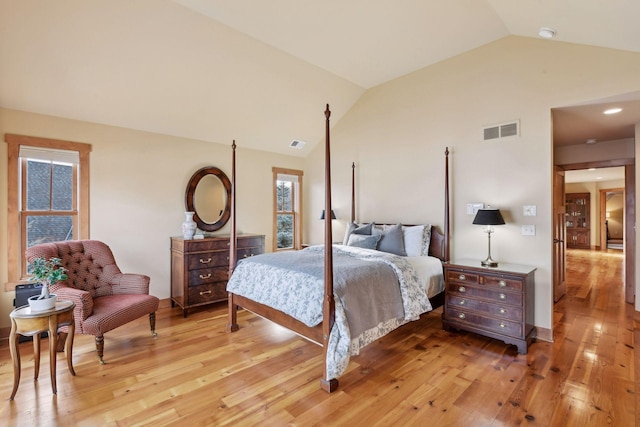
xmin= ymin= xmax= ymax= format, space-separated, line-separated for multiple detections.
xmin=237 ymin=247 xmax=262 ymax=259
xmin=188 ymin=282 xmax=227 ymax=304
xmin=186 ymin=252 xmax=229 ymax=269
xmin=483 ymin=275 xmax=523 ymax=292
xmin=183 ymin=238 xmax=230 ymax=252
xmin=446 ymin=283 xmax=523 ymax=306
xmin=238 ymin=236 xmax=265 ymax=249
xmin=446 ymin=307 xmax=523 ymax=338
xmin=447 ymin=295 xmax=523 ymax=322
xmin=188 ymin=267 xmax=228 ymax=286
xmin=446 ymin=270 xmax=480 ymax=285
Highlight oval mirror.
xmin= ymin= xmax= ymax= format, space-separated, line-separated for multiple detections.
xmin=185 ymin=166 xmax=231 ymax=232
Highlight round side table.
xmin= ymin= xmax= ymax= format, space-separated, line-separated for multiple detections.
xmin=9 ymin=300 xmax=76 ymax=400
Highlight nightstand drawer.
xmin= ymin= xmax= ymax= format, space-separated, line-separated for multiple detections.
xmin=447 ymin=307 xmax=523 ymax=338
xmin=483 ymin=275 xmax=523 ymax=292
xmin=446 ymin=283 xmax=523 ymax=306
xmin=446 ymin=270 xmax=480 ymax=284
xmin=447 ymin=295 xmax=523 ymax=322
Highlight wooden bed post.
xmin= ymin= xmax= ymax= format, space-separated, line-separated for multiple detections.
xmin=351 ymin=162 xmax=356 ymax=223
xmin=320 ymin=104 xmax=339 ymax=393
xmin=227 ymin=140 xmax=239 ymax=332
xmin=444 ymin=147 xmax=450 ymax=262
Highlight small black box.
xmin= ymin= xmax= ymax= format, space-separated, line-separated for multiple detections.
xmin=14 ymin=283 xmax=42 ymax=308
xmin=14 ymin=283 xmax=48 ymax=342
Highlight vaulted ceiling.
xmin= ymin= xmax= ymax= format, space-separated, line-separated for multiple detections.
xmin=1 ymin=0 xmax=639 ymax=155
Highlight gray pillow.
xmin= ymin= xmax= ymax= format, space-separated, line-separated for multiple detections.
xmin=342 ymin=222 xmax=374 ymax=245
xmin=376 ymin=223 xmax=407 ymax=256
xmin=347 ymin=233 xmax=381 ymax=250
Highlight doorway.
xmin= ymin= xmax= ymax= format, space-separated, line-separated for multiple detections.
xmin=600 ymin=188 xmax=624 ymax=250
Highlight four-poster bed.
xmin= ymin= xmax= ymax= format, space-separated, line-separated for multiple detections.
xmin=227 ymin=105 xmax=450 ymax=393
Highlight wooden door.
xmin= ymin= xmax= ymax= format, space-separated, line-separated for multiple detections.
xmin=553 ymin=166 xmax=566 ymax=302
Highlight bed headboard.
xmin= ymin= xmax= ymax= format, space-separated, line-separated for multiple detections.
xmin=429 ymin=226 xmax=446 ymax=262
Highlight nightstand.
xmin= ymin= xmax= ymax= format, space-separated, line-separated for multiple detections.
xmin=442 ymin=260 xmax=536 ymax=353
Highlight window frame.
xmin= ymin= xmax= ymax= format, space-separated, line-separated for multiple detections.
xmin=5 ymin=134 xmax=91 ymax=287
xmin=272 ymin=167 xmax=303 ymax=251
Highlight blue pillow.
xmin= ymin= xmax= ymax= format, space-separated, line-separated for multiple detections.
xmin=342 ymin=222 xmax=374 ymax=245
xmin=347 ymin=233 xmax=381 ymax=250
xmin=375 ymin=224 xmax=406 ymax=256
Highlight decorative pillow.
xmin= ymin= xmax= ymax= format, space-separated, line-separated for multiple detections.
xmin=403 ymin=225 xmax=426 ymax=257
xmin=402 ymin=224 xmax=432 ymax=256
xmin=375 ymin=223 xmax=406 ymax=256
xmin=421 ymin=225 xmax=432 ymax=256
xmin=342 ymin=222 xmax=374 ymax=245
xmin=347 ymin=233 xmax=381 ymax=250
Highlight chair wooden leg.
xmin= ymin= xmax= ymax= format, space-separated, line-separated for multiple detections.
xmin=149 ymin=312 xmax=158 ymax=337
xmin=95 ymin=335 xmax=105 ymax=364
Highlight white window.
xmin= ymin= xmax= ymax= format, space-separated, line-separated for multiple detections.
xmin=272 ymin=168 xmax=303 ymax=251
xmin=5 ymin=134 xmax=91 ymax=282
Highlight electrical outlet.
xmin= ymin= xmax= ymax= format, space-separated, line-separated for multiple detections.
xmin=522 ymin=225 xmax=536 ymax=236
xmin=523 ymin=205 xmax=537 ymax=216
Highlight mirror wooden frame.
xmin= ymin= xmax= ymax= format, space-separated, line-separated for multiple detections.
xmin=185 ymin=166 xmax=232 ymax=232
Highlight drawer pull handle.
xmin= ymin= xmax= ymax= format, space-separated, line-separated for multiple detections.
xmin=199 ymin=273 xmax=212 ymax=280
xmin=226 ymin=256 xmax=229 ymax=261
xmin=199 ymin=258 xmax=212 ymax=264
xmin=499 ymin=308 xmax=507 ymax=314
xmin=243 ymin=254 xmax=248 ymax=258
xmin=226 ymin=242 xmax=230 ymax=246
xmin=459 ymin=299 xmax=466 ymax=305
xmin=499 ymin=280 xmax=507 ymax=287
xmin=458 ymin=274 xmax=466 ymax=280
xmin=199 ymin=290 xmax=212 ymax=296
xmin=499 ymin=293 xmax=506 ymax=300
xmin=458 ymin=313 xmax=466 ymax=320
xmin=458 ymin=286 xmax=466 ymax=293
xmin=499 ymin=322 xmax=506 ymax=328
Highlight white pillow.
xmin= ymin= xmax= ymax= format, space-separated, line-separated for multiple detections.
xmin=403 ymin=224 xmax=432 ymax=257
xmin=403 ymin=225 xmax=425 ymax=257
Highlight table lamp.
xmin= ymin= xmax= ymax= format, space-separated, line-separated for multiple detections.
xmin=473 ymin=208 xmax=505 ymax=267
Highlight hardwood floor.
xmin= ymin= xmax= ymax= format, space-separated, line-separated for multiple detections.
xmin=0 ymin=249 xmax=637 ymax=426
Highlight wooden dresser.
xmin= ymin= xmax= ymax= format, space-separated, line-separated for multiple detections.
xmin=171 ymin=234 xmax=264 ymax=317
xmin=442 ymin=260 xmax=536 ymax=353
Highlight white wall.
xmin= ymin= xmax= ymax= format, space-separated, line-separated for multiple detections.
xmin=305 ymin=36 xmax=640 ymax=335
xmin=0 ymin=108 xmax=305 ymax=329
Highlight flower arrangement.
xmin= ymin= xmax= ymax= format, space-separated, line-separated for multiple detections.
xmin=29 ymin=257 xmax=68 ymax=299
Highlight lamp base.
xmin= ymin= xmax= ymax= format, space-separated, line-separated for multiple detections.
xmin=481 ymin=258 xmax=498 ymax=267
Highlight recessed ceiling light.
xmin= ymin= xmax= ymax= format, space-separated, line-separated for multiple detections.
xmin=604 ymin=107 xmax=622 ymax=115
xmin=538 ymin=27 xmax=556 ymax=39
xmin=588 ymin=168 xmax=596 ymax=171
xmin=585 ymin=139 xmax=597 ymax=144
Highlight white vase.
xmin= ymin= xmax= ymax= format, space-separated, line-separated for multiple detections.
xmin=28 ymin=294 xmax=57 ymax=311
xmin=182 ymin=211 xmax=197 ymax=239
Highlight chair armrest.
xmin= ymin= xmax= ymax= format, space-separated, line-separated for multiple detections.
xmin=110 ymin=273 xmax=150 ymax=295
xmin=49 ymin=284 xmax=94 ymax=322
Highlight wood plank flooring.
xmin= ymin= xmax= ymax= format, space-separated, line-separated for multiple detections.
xmin=0 ymin=249 xmax=636 ymax=426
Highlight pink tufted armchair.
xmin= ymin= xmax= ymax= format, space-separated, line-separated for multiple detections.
xmin=25 ymin=240 xmax=159 ymax=364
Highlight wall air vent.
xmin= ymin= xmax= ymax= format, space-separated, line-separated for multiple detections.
xmin=483 ymin=120 xmax=520 ymax=141
xmin=289 ymin=139 xmax=306 ymax=149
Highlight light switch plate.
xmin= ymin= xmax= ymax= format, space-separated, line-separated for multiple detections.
xmin=523 ymin=205 xmax=536 ymax=216
xmin=522 ymin=225 xmax=536 ymax=236
xmin=466 ymin=203 xmax=484 ymax=215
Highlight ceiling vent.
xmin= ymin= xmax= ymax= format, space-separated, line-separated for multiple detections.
xmin=483 ymin=120 xmax=520 ymax=141
xmin=289 ymin=139 xmax=306 ymax=149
